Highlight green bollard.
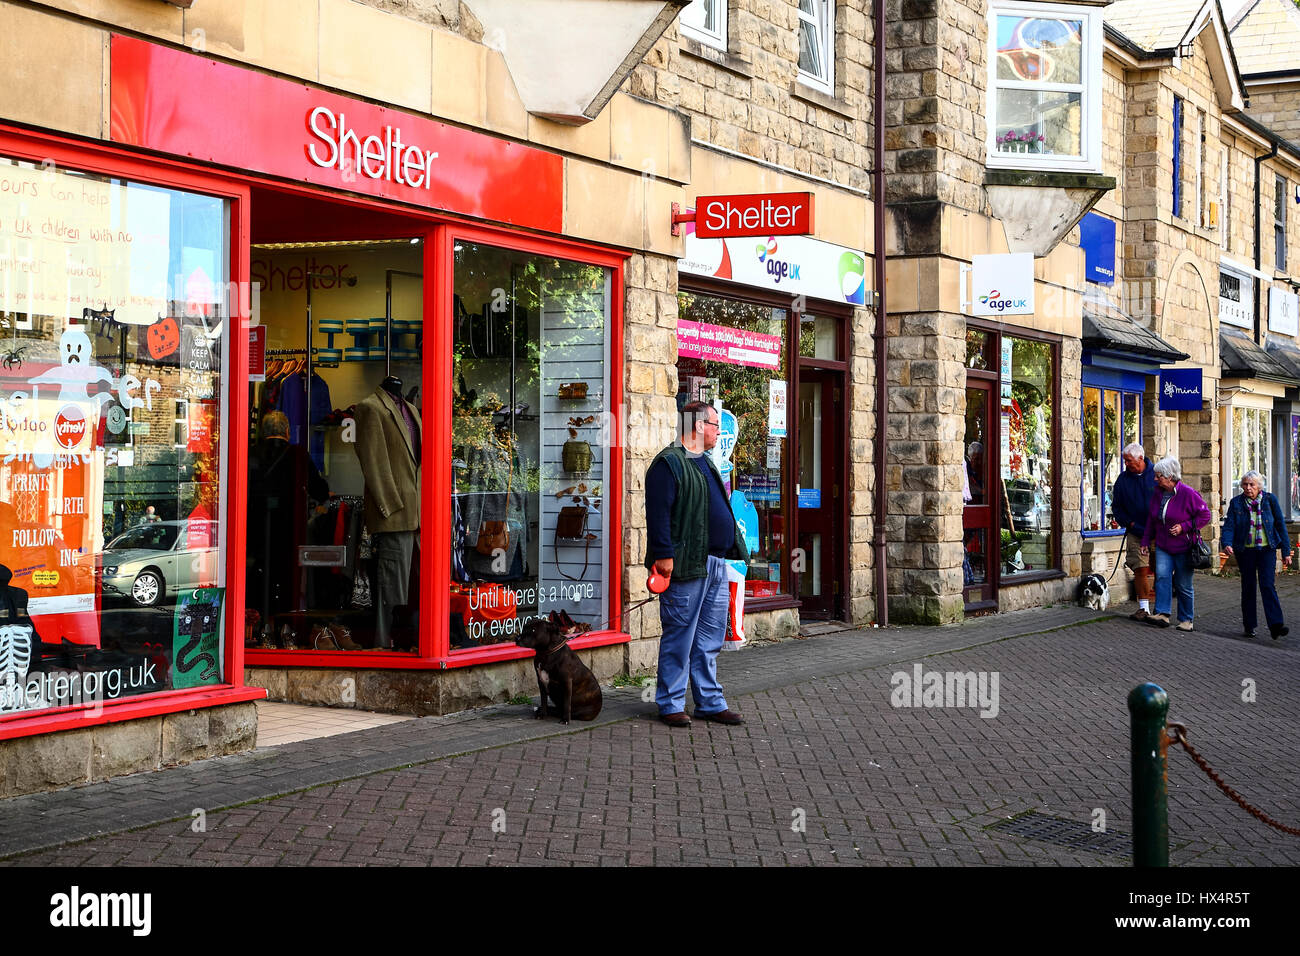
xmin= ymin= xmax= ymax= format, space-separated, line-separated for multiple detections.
xmin=1127 ymin=682 xmax=1169 ymax=867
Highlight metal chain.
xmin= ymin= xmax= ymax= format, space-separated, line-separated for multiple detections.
xmin=1166 ymin=721 xmax=1300 ymax=837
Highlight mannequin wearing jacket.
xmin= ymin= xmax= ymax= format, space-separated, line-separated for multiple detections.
xmin=353 ymin=381 xmax=421 ymax=648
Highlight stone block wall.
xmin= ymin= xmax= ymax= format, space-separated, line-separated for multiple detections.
xmin=627 ymin=0 xmax=873 ymax=193
xmin=883 ymin=309 xmax=966 ymax=624
xmin=621 ymin=252 xmax=680 ymax=671
xmin=848 ymin=305 xmax=877 ymax=625
xmin=0 ymin=703 xmax=257 ymax=799
xmin=883 ymin=0 xmax=987 ymax=213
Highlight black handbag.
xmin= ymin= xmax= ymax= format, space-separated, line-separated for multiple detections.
xmin=1188 ymin=529 xmax=1213 ymax=570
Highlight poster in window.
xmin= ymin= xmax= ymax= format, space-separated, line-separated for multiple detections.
xmin=768 ymin=380 xmax=787 ymax=438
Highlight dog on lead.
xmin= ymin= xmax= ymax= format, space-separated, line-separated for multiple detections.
xmin=514 ymin=618 xmax=603 ymax=724
xmin=1077 ymin=572 xmax=1110 ymax=611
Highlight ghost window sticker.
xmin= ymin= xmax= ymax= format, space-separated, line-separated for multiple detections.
xmin=27 ymin=327 xmax=116 ymax=408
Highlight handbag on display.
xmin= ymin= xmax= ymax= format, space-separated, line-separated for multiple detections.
xmin=1188 ymin=528 xmax=1213 ymax=570
xmin=562 ymin=439 xmax=592 ymax=474
xmin=475 ymin=444 xmax=513 ymax=556
xmin=553 ymin=505 xmax=594 ymax=581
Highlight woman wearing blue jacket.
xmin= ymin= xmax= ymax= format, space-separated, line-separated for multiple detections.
xmin=1221 ymin=471 xmax=1292 ymax=639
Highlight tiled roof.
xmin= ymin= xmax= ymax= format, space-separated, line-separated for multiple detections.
xmin=1082 ymin=299 xmax=1190 ymax=363
xmin=1229 ymin=0 xmax=1300 ymax=75
xmin=1105 ymin=0 xmax=1206 ymax=52
xmin=1221 ymin=329 xmax=1300 ymax=381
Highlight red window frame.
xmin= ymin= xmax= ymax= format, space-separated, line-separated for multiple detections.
xmin=0 ymin=122 xmax=261 ymax=741
xmin=0 ymin=121 xmax=630 ymax=741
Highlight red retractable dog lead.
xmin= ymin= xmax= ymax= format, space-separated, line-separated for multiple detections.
xmin=555 ymin=569 xmax=670 ymax=642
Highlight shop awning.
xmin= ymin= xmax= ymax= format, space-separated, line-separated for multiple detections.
xmin=1081 ymin=300 xmax=1189 ymax=365
xmin=1220 ymin=329 xmax=1300 ymax=385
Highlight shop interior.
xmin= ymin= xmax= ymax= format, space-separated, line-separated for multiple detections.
xmin=246 ymin=188 xmax=428 ymax=653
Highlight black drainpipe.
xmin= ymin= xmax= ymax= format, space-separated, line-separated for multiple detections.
xmin=872 ymin=0 xmax=888 ymax=627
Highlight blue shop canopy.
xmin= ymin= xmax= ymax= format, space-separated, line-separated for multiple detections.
xmin=1081 ymin=298 xmax=1188 ymax=388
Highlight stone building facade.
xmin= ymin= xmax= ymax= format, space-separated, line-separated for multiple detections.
xmin=0 ymin=0 xmax=881 ymax=794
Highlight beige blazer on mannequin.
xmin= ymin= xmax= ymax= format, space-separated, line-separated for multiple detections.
xmin=352 ymin=387 xmax=422 ymax=534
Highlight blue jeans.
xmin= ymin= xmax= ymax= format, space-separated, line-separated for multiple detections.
xmin=1236 ymin=547 xmax=1285 ymax=631
xmin=1153 ymin=547 xmax=1194 ymax=622
xmin=656 ymin=555 xmax=730 ymax=715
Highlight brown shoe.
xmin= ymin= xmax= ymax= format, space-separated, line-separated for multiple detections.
xmin=1129 ymin=608 xmax=1149 ymax=621
xmin=1145 ymin=613 xmax=1170 ymax=628
xmin=695 ymin=709 xmax=744 ymax=725
xmin=659 ymin=712 xmax=691 ymax=728
xmin=310 ymin=625 xmax=340 ymax=650
xmin=328 ymin=623 xmax=363 ymax=650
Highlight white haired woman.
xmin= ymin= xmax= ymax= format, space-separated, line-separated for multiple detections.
xmin=1139 ymin=457 xmax=1212 ymax=630
xmin=1221 ymin=471 xmax=1291 ymax=639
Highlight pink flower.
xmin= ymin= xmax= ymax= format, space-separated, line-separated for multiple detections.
xmin=1038 ymin=134 xmax=1045 ymax=142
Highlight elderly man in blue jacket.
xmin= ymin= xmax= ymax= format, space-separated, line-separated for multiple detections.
xmin=1111 ymin=443 xmax=1157 ymax=620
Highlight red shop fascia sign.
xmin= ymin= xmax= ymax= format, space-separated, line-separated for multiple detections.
xmin=0 ymin=37 xmax=626 ymax=737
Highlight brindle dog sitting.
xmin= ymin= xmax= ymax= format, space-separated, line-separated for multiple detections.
xmin=515 ymin=618 xmax=603 ymax=724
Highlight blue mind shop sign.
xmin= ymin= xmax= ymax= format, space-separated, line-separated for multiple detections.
xmin=1159 ymin=368 xmax=1203 ymax=410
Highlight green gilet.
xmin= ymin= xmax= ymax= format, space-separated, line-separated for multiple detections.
xmin=643 ymin=443 xmax=749 ymax=582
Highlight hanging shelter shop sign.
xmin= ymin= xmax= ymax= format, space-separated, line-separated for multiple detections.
xmin=108 ymin=35 xmax=564 ymax=232
xmin=692 ymin=193 xmax=815 ymax=238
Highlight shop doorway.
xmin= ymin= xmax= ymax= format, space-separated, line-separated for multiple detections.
xmin=963 ymin=377 xmax=998 ymax=610
xmin=246 ymin=186 xmax=431 ymax=656
xmin=795 ymin=368 xmax=844 ymax=619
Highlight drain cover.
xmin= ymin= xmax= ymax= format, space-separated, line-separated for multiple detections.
xmin=987 ymin=810 xmax=1130 ymax=858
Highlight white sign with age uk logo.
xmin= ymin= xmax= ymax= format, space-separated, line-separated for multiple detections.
xmin=969 ymin=253 xmax=1035 ymax=317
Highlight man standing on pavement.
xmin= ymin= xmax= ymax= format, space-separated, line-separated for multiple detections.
xmin=645 ymin=400 xmax=750 ymax=727
xmin=1112 ymin=443 xmax=1157 ymax=620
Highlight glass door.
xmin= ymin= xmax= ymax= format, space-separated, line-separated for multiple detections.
xmin=795 ymin=368 xmax=843 ymax=618
xmin=963 ymin=378 xmax=997 ymax=608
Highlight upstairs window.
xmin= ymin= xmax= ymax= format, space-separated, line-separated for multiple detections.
xmin=1278 ymin=175 xmax=1289 ymax=272
xmin=680 ymin=0 xmax=727 ymax=49
xmin=1173 ymin=96 xmax=1183 ymax=218
xmin=797 ymin=0 xmax=835 ymax=93
xmin=987 ymin=1 xmax=1103 ymax=173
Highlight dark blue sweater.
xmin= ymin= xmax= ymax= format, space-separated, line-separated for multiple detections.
xmin=646 ymin=453 xmax=736 ymax=560
xmin=1111 ymin=458 xmax=1156 ymax=535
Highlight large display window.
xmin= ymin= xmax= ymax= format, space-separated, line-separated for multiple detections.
xmin=449 ymin=243 xmax=612 ymax=650
xmin=964 ymin=324 xmax=1061 ymax=596
xmin=1082 ymin=385 xmax=1140 ymax=534
xmin=245 ymin=239 xmax=425 ymax=653
xmin=676 ymin=290 xmax=789 ymax=597
xmin=0 ymin=155 xmax=230 ymax=717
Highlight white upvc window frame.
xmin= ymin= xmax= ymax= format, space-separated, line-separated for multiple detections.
xmin=680 ymin=0 xmax=727 ymax=50
xmin=986 ymin=0 xmax=1104 ymax=174
xmin=797 ymin=0 xmax=835 ymax=95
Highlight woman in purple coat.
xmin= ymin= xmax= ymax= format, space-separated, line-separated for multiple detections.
xmin=1139 ymin=457 xmax=1212 ymax=630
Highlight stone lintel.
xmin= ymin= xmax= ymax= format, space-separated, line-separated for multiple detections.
xmin=985 ymin=171 xmax=1117 ymax=258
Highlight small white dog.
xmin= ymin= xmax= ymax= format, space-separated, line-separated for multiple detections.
xmin=1077 ymin=573 xmax=1110 ymax=611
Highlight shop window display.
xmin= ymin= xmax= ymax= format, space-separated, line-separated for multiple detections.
xmin=1229 ymin=406 xmax=1269 ymax=500
xmin=1000 ymin=336 xmax=1054 ymax=575
xmin=0 ymin=157 xmax=227 ymax=716
xmin=1082 ymin=386 xmax=1140 ymax=533
xmin=246 ymin=240 xmax=423 ymax=652
xmin=676 ymin=291 xmax=786 ymax=597
xmin=450 ymin=243 xmax=611 ymax=650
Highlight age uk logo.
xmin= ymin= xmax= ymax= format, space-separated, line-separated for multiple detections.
xmin=978 ymin=288 xmax=1029 ymax=312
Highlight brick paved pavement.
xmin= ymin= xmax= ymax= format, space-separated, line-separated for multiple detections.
xmin=3 ymin=571 xmax=1298 ymax=866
